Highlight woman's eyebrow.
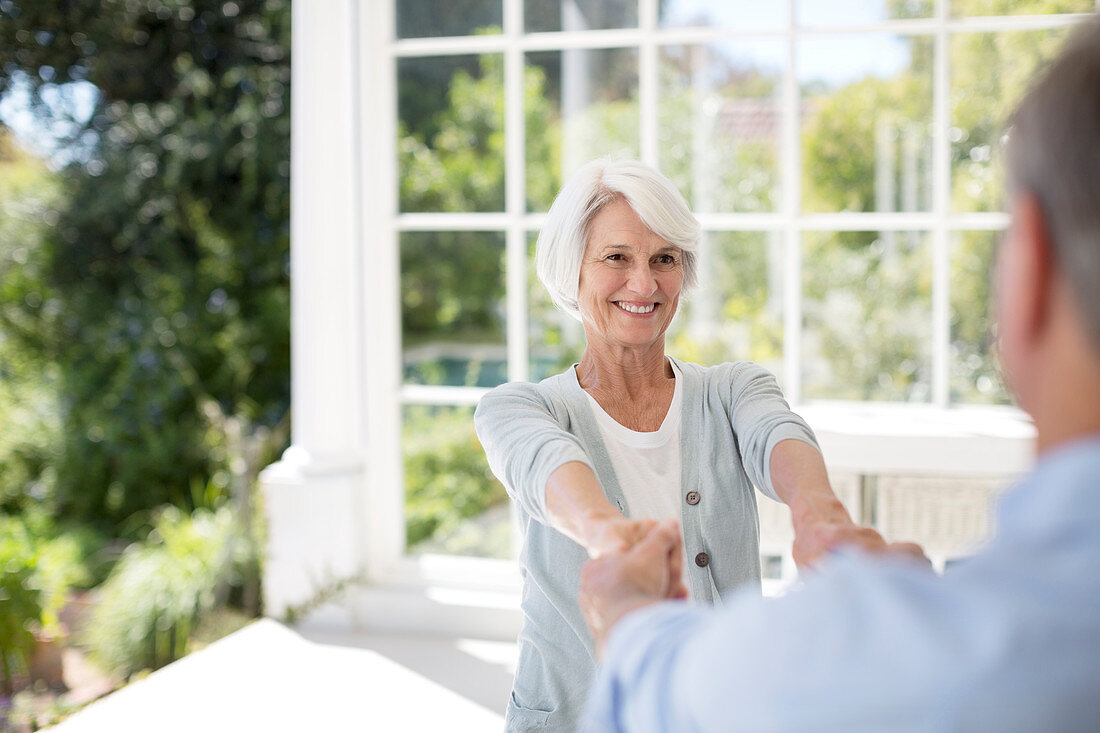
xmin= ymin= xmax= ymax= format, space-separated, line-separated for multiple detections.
xmin=598 ymin=243 xmax=679 ymax=253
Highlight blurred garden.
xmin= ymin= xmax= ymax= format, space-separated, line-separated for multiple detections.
xmin=0 ymin=1 xmax=291 ymax=728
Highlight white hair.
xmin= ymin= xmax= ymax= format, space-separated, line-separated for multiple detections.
xmin=535 ymin=157 xmax=700 ymax=320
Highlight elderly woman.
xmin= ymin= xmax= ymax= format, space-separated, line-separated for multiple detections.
xmin=475 ymin=158 xmax=920 ymax=733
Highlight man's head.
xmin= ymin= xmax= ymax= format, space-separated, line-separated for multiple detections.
xmin=997 ymin=18 xmax=1100 ymax=419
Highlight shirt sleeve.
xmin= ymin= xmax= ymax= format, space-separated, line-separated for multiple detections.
xmin=723 ymin=362 xmax=820 ymax=502
xmin=583 ymin=550 xmax=971 ymax=733
xmin=581 ymin=601 xmax=713 ymax=733
xmin=473 ymin=381 xmax=594 ymax=525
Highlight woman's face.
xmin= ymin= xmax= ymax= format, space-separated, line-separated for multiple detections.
xmin=577 ymin=198 xmax=685 ymax=352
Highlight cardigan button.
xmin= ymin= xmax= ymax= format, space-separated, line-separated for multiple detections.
xmin=685 ymin=490 xmax=700 ymax=506
xmin=694 ymin=552 xmax=710 ymax=568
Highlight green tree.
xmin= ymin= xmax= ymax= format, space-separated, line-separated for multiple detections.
xmin=0 ymin=125 xmax=62 ymax=514
xmin=0 ymin=0 xmax=291 ymax=533
xmin=799 ymin=3 xmax=1078 ymax=403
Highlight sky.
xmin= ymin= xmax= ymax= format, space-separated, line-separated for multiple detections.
xmin=662 ymin=0 xmax=913 ymax=87
xmin=0 ymin=74 xmax=99 ymax=166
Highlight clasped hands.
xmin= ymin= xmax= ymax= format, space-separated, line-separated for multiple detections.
xmin=579 ymin=513 xmax=929 ymax=658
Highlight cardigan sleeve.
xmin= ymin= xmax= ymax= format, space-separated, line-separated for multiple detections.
xmin=721 ymin=362 xmax=820 ymax=502
xmin=474 ymin=380 xmax=594 ymax=525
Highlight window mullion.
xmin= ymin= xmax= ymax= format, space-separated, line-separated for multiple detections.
xmin=782 ymin=0 xmax=802 ymax=403
xmin=639 ymin=0 xmax=658 ymax=167
xmin=932 ymin=0 xmax=951 ymax=407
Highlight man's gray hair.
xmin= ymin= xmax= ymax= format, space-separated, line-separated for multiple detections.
xmin=1007 ymin=17 xmax=1100 ymax=351
xmin=535 ymin=157 xmax=700 ymax=320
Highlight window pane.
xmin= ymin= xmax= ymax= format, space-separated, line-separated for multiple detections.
xmin=526 ymin=48 xmax=640 ymax=212
xmin=659 ymin=42 xmax=784 ymax=213
xmin=800 ymin=34 xmax=933 ymax=213
xmin=950 ymin=28 xmax=1073 ymax=213
xmin=667 ymin=231 xmax=785 ymax=379
xmin=950 ymin=231 xmax=1009 ymax=404
xmin=404 ymin=404 xmax=511 ymax=559
xmin=401 ymin=231 xmax=507 ymax=388
xmin=398 ymin=55 xmax=505 ymax=213
xmin=397 ymin=0 xmax=502 ymax=39
xmin=798 ymin=0 xmax=933 ymax=26
xmin=525 ymin=0 xmax=638 ymax=33
xmin=528 ymin=234 xmax=585 ymax=381
xmin=661 ymin=0 xmax=787 ymax=29
xmin=802 ymin=231 xmax=932 ymax=402
xmin=950 ymin=0 xmax=1093 ymax=17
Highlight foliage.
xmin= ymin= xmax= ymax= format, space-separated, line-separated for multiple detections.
xmin=0 ymin=128 xmax=62 ymax=516
xmin=81 ymin=505 xmax=242 ymax=677
xmin=403 ymin=405 xmax=508 ymax=556
xmin=398 ymin=52 xmax=560 ymax=392
xmin=400 ymin=231 xmax=506 ymax=354
xmin=5 ymin=688 xmax=79 ymax=731
xmin=797 ymin=3 xmax=1076 ymax=402
xmin=802 ymin=73 xmax=931 ymax=215
xmin=280 ymin=571 xmax=365 ymax=626
xmin=0 ymin=530 xmax=39 ymax=696
xmin=657 ymin=48 xmax=781 ymax=214
xmin=669 ymin=232 xmax=784 ymax=377
xmin=803 ymin=232 xmax=933 ymax=401
xmin=0 ymin=513 xmax=91 ymax=695
xmin=0 ymin=0 xmax=291 ymax=533
xmin=949 ymin=20 xmax=1075 ymax=213
xmin=950 ymin=231 xmax=1008 ymax=403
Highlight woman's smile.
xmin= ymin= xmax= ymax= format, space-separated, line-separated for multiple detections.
xmin=577 ymin=198 xmax=685 ymax=350
xmin=615 ymin=301 xmax=657 ymax=315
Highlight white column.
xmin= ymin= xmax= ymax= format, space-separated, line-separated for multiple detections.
xmin=260 ymin=0 xmax=366 ymax=623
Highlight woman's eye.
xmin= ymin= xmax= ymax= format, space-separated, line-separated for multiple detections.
xmin=654 ymin=254 xmax=676 ymax=266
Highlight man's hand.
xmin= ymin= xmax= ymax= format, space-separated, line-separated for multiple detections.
xmin=580 ymin=519 xmax=688 ymax=658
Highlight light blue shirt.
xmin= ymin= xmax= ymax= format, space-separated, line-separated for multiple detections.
xmin=584 ymin=436 xmax=1100 ymax=732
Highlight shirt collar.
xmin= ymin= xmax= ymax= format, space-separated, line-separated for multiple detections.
xmin=996 ymin=434 xmax=1100 ymax=534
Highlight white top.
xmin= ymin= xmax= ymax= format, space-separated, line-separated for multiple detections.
xmin=582 ymin=359 xmax=692 ymax=597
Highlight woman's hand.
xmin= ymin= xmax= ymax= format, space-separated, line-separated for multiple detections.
xmin=545 ymin=461 xmax=654 ymax=557
xmin=792 ymin=498 xmax=931 ymax=571
xmin=771 ymin=440 xmax=930 ymax=571
xmin=584 ymin=516 xmax=659 ymax=558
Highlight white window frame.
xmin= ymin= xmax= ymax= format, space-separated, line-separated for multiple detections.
xmin=268 ymin=0 xmax=1095 ymax=636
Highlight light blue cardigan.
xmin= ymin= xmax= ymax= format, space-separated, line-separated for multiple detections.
xmin=474 ymin=357 xmax=819 ymax=732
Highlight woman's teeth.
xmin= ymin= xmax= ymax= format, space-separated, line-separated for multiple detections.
xmin=616 ymin=302 xmax=655 ymax=314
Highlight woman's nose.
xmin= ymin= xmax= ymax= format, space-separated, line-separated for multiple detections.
xmin=626 ymin=262 xmax=658 ymax=296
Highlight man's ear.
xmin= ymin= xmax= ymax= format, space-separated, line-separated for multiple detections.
xmin=1011 ymin=192 xmax=1057 ymax=343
